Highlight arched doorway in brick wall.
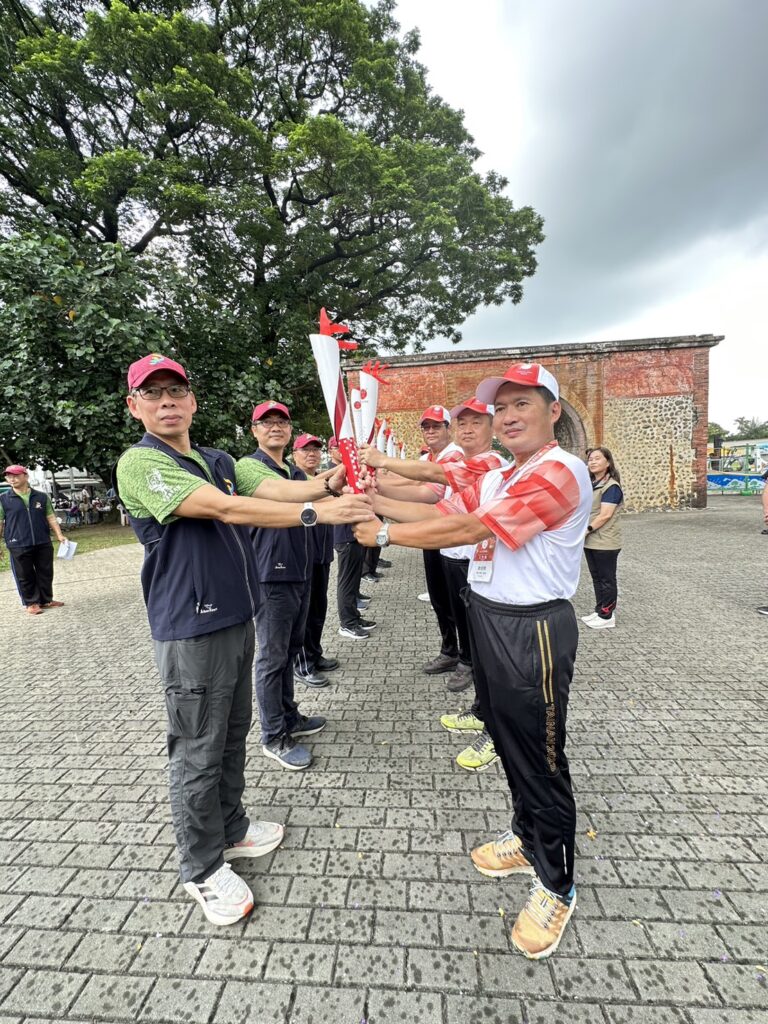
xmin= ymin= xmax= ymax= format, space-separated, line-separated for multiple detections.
xmin=555 ymin=397 xmax=587 ymax=458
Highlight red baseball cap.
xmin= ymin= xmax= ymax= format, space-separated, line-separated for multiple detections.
xmin=4 ymin=465 xmax=28 ymax=476
xmin=419 ymin=405 xmax=451 ymax=425
xmin=450 ymin=397 xmax=494 ymax=419
xmin=293 ymin=433 xmax=322 ymax=450
xmin=127 ymin=353 xmax=189 ymax=391
xmin=252 ymin=400 xmax=291 ymax=422
xmin=328 ymin=436 xmax=339 ymax=448
xmin=476 ymin=362 xmax=559 ymax=404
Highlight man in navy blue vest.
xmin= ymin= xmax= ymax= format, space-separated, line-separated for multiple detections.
xmin=236 ymin=402 xmax=328 ymax=772
xmin=116 ymin=354 xmax=372 ymax=928
xmin=292 ymin=434 xmax=339 ymax=686
xmin=0 ymin=465 xmax=67 ymax=615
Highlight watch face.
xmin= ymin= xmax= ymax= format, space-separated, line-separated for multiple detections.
xmin=300 ymin=507 xmax=317 ymax=526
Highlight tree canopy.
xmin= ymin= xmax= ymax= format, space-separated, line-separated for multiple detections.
xmin=0 ymin=0 xmax=544 ymax=478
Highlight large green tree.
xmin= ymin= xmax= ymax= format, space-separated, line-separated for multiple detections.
xmin=0 ymin=0 xmax=544 ymax=478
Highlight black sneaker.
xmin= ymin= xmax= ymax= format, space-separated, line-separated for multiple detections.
xmin=338 ymin=624 xmax=369 ymax=640
xmin=294 ymin=669 xmax=329 ymax=688
xmin=361 ymin=572 xmax=383 ymax=583
xmin=758 ymin=607 xmax=768 ymax=616
xmin=423 ymin=653 xmax=459 ymax=674
xmin=316 ymin=656 xmax=339 ymax=672
xmin=377 ymin=558 xmax=392 ymax=568
xmin=357 ymin=618 xmax=377 ymax=631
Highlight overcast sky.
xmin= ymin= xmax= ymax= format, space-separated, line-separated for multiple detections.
xmin=395 ymin=0 xmax=768 ymax=432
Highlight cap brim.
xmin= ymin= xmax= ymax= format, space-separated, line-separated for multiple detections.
xmin=475 ymin=377 xmax=507 ymax=405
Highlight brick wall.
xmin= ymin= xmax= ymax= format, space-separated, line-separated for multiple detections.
xmin=346 ymin=335 xmax=721 ymax=511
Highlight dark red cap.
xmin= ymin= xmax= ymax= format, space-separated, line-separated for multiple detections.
xmin=293 ymin=433 xmax=322 ymax=450
xmin=128 ymin=353 xmax=188 ymax=391
xmin=252 ymin=400 xmax=291 ymax=422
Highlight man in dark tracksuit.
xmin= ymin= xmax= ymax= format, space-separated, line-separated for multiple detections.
xmin=292 ymin=434 xmax=338 ymax=685
xmin=0 ymin=465 xmax=67 ymax=614
xmin=117 ymin=355 xmax=373 ymax=929
xmin=239 ymin=402 xmax=325 ymax=771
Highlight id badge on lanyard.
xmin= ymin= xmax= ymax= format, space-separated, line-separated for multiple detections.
xmin=468 ymin=535 xmax=497 ymax=582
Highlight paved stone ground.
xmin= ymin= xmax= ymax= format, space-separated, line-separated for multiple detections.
xmin=0 ymin=495 xmax=766 ymax=1024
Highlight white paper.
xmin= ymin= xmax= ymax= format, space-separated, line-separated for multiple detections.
xmin=57 ymin=540 xmax=77 ymax=560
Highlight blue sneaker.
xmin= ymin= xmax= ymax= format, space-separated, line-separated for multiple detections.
xmin=290 ymin=715 xmax=327 ymax=738
xmin=262 ymin=734 xmax=312 ymax=770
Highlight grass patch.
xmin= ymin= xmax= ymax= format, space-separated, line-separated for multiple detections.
xmin=1 ymin=521 xmax=138 ymax=573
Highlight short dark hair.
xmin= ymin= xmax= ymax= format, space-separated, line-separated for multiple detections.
xmin=534 ymin=385 xmax=557 ymax=405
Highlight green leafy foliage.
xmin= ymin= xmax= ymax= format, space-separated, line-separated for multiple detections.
xmin=0 ymin=0 xmax=545 ymax=478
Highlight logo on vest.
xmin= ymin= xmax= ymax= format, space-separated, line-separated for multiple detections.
xmin=195 ymin=602 xmax=218 ymax=614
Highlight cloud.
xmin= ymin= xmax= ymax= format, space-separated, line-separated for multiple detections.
xmin=397 ymin=0 xmax=768 ymax=346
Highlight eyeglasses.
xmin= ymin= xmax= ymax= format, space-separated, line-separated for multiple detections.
xmin=256 ymin=418 xmax=291 ymax=428
xmin=134 ymin=383 xmax=191 ymax=401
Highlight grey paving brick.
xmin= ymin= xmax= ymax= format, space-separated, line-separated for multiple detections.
xmin=553 ymin=957 xmax=636 ymax=1000
xmin=115 ymin=869 xmax=178 ymax=900
xmin=409 ymin=879 xmax=470 ymax=912
xmin=1 ymin=927 xmax=81 ymax=968
xmin=71 ymin=973 xmax=155 ymax=1019
xmin=130 ymin=935 xmax=207 ymax=975
xmin=704 ymin=965 xmax=768 ymax=1008
xmin=307 ymin=906 xmax=374 ymax=943
xmin=346 ymin=877 xmax=407 ymax=909
xmin=441 ymin=912 xmax=510 ymax=952
xmin=122 ymin=899 xmax=192 ymax=935
xmin=717 ymin=925 xmax=768 ymax=960
xmin=0 ymin=967 xmax=22 ymax=1002
xmin=138 ymin=976 xmax=222 ymax=1022
xmin=263 ymin=940 xmax=335 ymax=983
xmin=374 ymin=908 xmax=441 ymax=946
xmin=1 ymin=968 xmax=87 ymax=1017
xmin=195 ymin=937 xmax=270 ymax=979
xmin=445 ymin=993 xmax=524 ymax=1024
xmin=604 ymin=1006 xmax=688 ymax=1024
xmin=523 ymin=1000 xmax=610 ymax=1024
xmin=213 ymin=980 xmax=292 ymax=1024
xmin=289 ymin=985 xmax=366 ymax=1024
xmin=382 ymin=852 xmax=439 ymax=879
xmin=4 ymin=894 xmax=79 ymax=929
xmin=68 ymin=931 xmax=141 ymax=972
xmin=408 ymin=945 xmax=478 ymax=991
xmin=243 ymin=906 xmax=312 ymax=942
xmin=645 ymin=921 xmax=730 ymax=959
xmin=687 ymin=1012 xmax=768 ymax=1024
xmin=574 ymin=918 xmax=655 ymax=957
xmin=333 ymin=943 xmax=405 ymax=987
xmin=595 ymin=886 xmax=674 ymax=921
xmin=367 ymin=988 xmax=444 ymax=1024
xmin=626 ymin=959 xmax=720 ymax=1004
xmin=478 ymin=952 xmax=557 ymax=996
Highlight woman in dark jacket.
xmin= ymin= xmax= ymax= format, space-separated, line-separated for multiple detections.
xmin=582 ymin=447 xmax=623 ymax=630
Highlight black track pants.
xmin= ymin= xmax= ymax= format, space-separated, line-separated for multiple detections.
xmin=336 ymin=541 xmax=365 ymax=629
xmin=423 ymin=548 xmax=458 ymax=658
xmin=584 ymin=548 xmax=620 ymax=618
xmin=466 ymin=590 xmax=578 ymax=897
xmin=441 ymin=555 xmax=472 ymax=667
xmin=9 ymin=543 xmax=54 ymax=606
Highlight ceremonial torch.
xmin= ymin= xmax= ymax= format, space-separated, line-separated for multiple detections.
xmin=309 ymin=308 xmax=364 ymax=492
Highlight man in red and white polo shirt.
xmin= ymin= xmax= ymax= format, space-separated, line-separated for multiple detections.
xmin=362 ymin=405 xmax=464 ymax=674
xmin=363 ymin=398 xmax=507 ymax=770
xmin=355 ymin=364 xmax=592 ymax=960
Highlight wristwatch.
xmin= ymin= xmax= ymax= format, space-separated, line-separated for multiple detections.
xmin=300 ymin=502 xmax=318 ymax=527
xmin=375 ymin=522 xmax=391 ymax=547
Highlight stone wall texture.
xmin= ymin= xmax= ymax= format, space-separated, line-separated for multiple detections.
xmin=346 ymin=335 xmax=721 ymax=511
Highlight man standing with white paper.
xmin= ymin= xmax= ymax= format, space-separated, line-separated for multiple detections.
xmin=0 ymin=465 xmax=67 ymax=615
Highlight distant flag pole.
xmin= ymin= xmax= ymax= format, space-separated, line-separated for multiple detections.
xmin=309 ymin=308 xmax=364 ymax=492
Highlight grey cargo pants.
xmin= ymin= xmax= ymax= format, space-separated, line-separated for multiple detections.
xmin=153 ymin=620 xmax=254 ymax=884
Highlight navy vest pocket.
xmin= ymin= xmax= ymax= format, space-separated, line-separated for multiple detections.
xmin=166 ymin=687 xmax=209 ymax=738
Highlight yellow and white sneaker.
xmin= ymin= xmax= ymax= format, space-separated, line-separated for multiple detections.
xmin=456 ymin=729 xmax=499 ymax=771
xmin=511 ymin=877 xmax=576 ymax=959
xmin=471 ymin=830 xmax=535 ymax=878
